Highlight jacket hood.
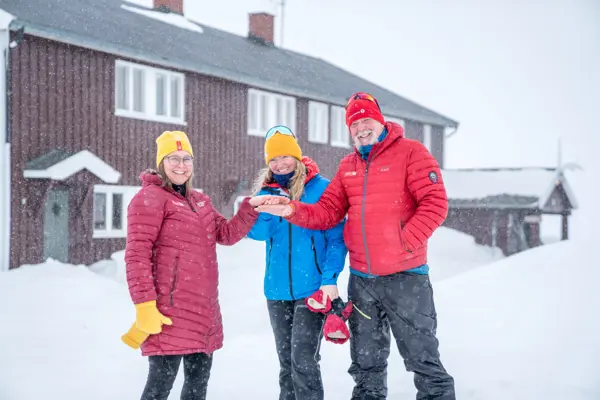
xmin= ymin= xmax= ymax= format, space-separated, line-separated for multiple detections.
xmin=138 ymin=170 xmax=202 ymax=201
xmin=139 ymin=170 xmax=163 ymax=187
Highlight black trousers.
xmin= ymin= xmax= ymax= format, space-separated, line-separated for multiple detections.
xmin=348 ymin=272 xmax=455 ymax=400
xmin=267 ymin=299 xmax=327 ymax=400
xmin=140 ymin=352 xmax=213 ymax=400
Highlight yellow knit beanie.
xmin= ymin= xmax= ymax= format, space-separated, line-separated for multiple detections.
xmin=156 ymin=131 xmax=194 ymax=167
xmin=264 ymin=130 xmax=302 ymax=165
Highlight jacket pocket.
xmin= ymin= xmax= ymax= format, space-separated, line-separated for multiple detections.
xmin=398 ymin=218 xmax=413 ymax=254
xmin=310 ymin=236 xmax=323 ymax=274
xmin=169 ymin=256 xmax=180 ymax=306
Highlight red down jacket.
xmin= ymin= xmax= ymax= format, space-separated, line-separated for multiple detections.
xmin=287 ymin=122 xmax=448 ymax=276
xmin=125 ymin=171 xmax=258 ymax=356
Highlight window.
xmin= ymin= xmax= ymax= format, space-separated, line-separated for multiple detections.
xmin=247 ymin=89 xmax=296 ymax=136
xmin=156 ymin=73 xmax=167 ymax=116
xmin=331 ymin=106 xmax=349 ymax=148
xmin=93 ymin=193 xmax=107 ymax=230
xmin=112 ymin=193 xmax=123 ymax=230
xmin=132 ymin=68 xmax=145 ymax=112
xmin=93 ymin=185 xmax=141 ymax=238
xmin=308 ymin=101 xmax=329 ymax=144
xmin=385 ymin=116 xmax=405 ymax=129
xmin=423 ymin=124 xmax=432 ymax=151
xmin=115 ymin=60 xmax=185 ymax=124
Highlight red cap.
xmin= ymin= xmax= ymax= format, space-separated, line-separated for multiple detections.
xmin=345 ymin=93 xmax=385 ymax=127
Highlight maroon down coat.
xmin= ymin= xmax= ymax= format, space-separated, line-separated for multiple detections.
xmin=125 ymin=171 xmax=258 ymax=356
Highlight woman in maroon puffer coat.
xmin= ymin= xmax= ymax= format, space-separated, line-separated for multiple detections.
xmin=121 ymin=130 xmax=261 ymax=400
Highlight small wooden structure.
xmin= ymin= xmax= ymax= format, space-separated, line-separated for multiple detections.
xmin=442 ymin=167 xmax=578 ymax=256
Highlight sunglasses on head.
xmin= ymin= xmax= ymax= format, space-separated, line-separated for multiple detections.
xmin=265 ymin=125 xmax=296 ymax=139
xmin=346 ymin=92 xmax=381 ymax=111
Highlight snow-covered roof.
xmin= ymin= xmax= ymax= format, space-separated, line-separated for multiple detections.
xmin=442 ymin=168 xmax=578 ymax=209
xmin=0 ymin=0 xmax=458 ymax=127
xmin=0 ymin=8 xmax=13 ymax=29
xmin=122 ymin=0 xmax=152 ymax=7
xmin=23 ymin=149 xmax=121 ymax=184
xmin=121 ymin=3 xmax=204 ymax=34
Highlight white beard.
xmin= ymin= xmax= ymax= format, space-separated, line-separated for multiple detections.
xmin=353 ymin=129 xmax=379 ymax=149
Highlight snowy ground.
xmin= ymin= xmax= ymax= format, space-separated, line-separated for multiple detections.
xmin=0 ymin=227 xmax=598 ymax=399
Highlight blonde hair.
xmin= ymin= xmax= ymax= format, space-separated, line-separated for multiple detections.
xmin=144 ymin=161 xmax=194 ymax=195
xmin=252 ymin=159 xmax=307 ymax=200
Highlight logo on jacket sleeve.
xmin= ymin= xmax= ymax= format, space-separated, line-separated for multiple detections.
xmin=428 ymin=171 xmax=439 ymax=183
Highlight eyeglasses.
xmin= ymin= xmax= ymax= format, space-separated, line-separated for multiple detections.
xmin=265 ymin=125 xmax=296 ymax=139
xmin=345 ymin=92 xmax=381 ymax=111
xmin=165 ymin=156 xmax=193 ymax=166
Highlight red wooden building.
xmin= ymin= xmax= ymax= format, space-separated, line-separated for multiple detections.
xmin=0 ymin=0 xmax=459 ymax=270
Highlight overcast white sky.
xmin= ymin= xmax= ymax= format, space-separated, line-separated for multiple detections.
xmin=185 ymin=0 xmax=599 ymax=172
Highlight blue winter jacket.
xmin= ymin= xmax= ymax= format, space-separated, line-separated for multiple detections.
xmin=247 ymin=159 xmax=347 ymax=301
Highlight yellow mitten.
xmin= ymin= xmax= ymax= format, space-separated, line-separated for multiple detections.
xmin=135 ymin=300 xmax=173 ymax=334
xmin=121 ymin=322 xmax=149 ymax=349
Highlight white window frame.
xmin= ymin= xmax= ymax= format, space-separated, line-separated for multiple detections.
xmin=115 ymin=60 xmax=186 ymax=125
xmin=93 ymin=185 xmax=141 ymax=239
xmin=330 ymin=105 xmax=350 ymax=148
xmin=423 ymin=124 xmax=432 ymax=151
xmin=385 ymin=116 xmax=405 ymax=129
xmin=247 ymin=89 xmax=296 ymax=136
xmin=308 ymin=101 xmax=329 ymax=144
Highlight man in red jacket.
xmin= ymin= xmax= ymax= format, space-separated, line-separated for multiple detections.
xmin=256 ymin=93 xmax=455 ymax=399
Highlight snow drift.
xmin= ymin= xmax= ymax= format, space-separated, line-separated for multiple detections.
xmin=0 ymin=233 xmax=597 ymax=399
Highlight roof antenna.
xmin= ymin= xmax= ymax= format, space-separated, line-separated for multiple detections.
xmin=270 ymin=0 xmax=286 ymax=46
xmin=280 ymin=0 xmax=286 ymax=47
xmin=557 ymin=136 xmax=562 ymax=172
xmin=557 ymin=137 xmax=582 ymax=173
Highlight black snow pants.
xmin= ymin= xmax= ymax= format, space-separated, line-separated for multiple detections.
xmin=267 ymin=299 xmax=327 ymax=400
xmin=140 ymin=352 xmax=213 ymax=400
xmin=347 ymin=272 xmax=455 ymax=400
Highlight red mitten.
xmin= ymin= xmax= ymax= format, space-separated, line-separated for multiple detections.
xmin=305 ymin=290 xmax=332 ymax=313
xmin=322 ymin=298 xmax=353 ymax=344
xmin=342 ymin=300 xmax=353 ymax=320
xmin=323 ymin=314 xmax=350 ymax=344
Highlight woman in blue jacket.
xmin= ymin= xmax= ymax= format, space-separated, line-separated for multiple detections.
xmin=248 ymin=125 xmax=347 ymax=400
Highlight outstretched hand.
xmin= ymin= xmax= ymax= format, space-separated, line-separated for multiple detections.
xmin=249 ymin=195 xmax=293 ymax=217
xmin=256 ymin=203 xmax=293 ymax=217
xmin=248 ymin=195 xmax=289 ymax=208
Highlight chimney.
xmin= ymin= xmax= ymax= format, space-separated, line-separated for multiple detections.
xmin=154 ymin=0 xmax=183 ymax=15
xmin=248 ymin=12 xmax=275 ymax=46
